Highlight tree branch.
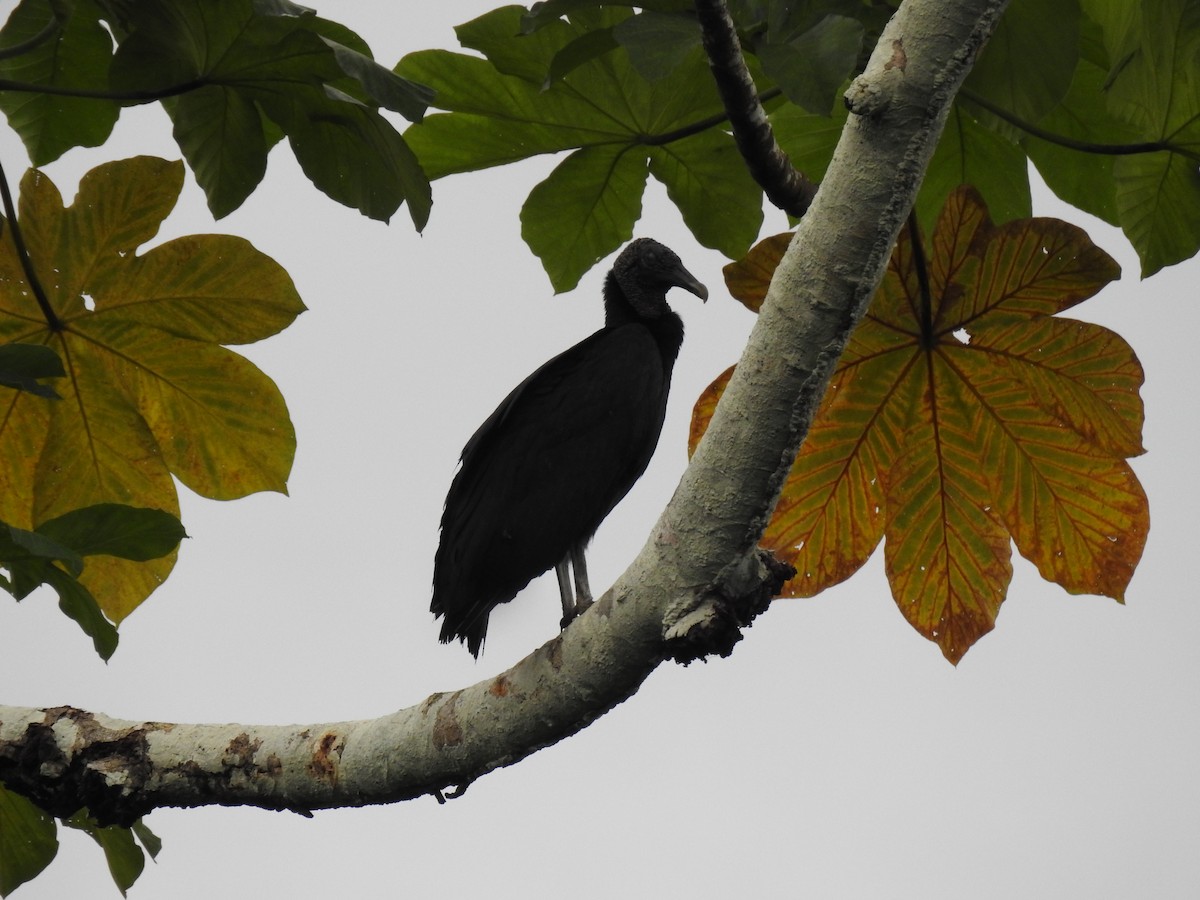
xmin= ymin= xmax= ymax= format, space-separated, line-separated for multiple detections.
xmin=0 ymin=0 xmax=1013 ymax=824
xmin=693 ymin=0 xmax=817 ymax=218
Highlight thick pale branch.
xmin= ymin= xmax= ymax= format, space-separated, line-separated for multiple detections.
xmin=0 ymin=0 xmax=1011 ymax=824
xmin=0 ymin=550 xmax=786 ymax=825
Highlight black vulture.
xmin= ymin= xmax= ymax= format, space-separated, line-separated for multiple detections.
xmin=432 ymin=238 xmax=708 ymax=656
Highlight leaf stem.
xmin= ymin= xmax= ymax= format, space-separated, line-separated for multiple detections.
xmin=0 ymin=78 xmax=206 ymax=103
xmin=907 ymin=212 xmax=933 ymax=349
xmin=959 ymin=88 xmax=1200 ymax=161
xmin=0 ymin=158 xmax=63 ymax=332
xmin=632 ymin=86 xmax=782 ymax=146
xmin=0 ymin=16 xmax=61 ymax=62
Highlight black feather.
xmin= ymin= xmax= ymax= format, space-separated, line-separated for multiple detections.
xmin=432 ymin=239 xmax=707 ymax=656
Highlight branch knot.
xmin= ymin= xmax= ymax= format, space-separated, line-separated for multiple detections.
xmin=662 ymin=548 xmax=795 ymax=663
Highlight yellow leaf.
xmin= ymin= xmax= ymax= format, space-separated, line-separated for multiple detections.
xmin=0 ymin=157 xmax=304 ymax=621
xmin=692 ymin=186 xmax=1145 ymax=662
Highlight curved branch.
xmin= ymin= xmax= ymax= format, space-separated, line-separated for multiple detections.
xmin=693 ymin=0 xmax=817 ymax=218
xmin=0 ymin=0 xmax=1013 ymax=824
xmin=1 ymin=552 xmax=789 ymax=825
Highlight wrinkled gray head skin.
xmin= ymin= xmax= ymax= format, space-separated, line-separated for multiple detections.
xmin=612 ymin=238 xmax=708 ymax=316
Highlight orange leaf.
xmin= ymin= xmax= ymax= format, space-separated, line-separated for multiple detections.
xmin=722 ymin=232 xmax=792 ymax=312
xmin=883 ymin=355 xmax=1013 ymax=664
xmin=691 ymin=186 xmax=1145 ymax=662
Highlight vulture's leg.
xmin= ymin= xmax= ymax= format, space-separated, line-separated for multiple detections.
xmin=555 ymin=558 xmax=576 ymax=627
xmin=556 ymin=544 xmax=593 ymax=629
xmin=570 ymin=543 xmax=593 ymax=612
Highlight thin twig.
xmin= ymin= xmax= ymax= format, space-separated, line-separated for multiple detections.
xmin=0 ymin=15 xmax=61 ymax=62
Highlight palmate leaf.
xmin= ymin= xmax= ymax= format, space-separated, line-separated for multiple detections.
xmin=690 ymin=186 xmax=1145 ymax=663
xmin=396 ymin=6 xmax=762 ymax=292
xmin=0 ymin=156 xmax=303 ymax=624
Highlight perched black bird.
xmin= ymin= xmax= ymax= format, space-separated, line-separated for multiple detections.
xmin=432 ymin=238 xmax=708 ymax=656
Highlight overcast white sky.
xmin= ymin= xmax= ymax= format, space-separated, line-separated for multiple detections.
xmin=1 ymin=3 xmax=1198 ymax=898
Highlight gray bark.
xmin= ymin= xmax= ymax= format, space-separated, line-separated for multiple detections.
xmin=0 ymin=0 xmax=1012 ymax=826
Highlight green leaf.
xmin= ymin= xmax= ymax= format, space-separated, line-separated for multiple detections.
xmin=521 ymin=145 xmax=649 ymax=292
xmin=1114 ymin=151 xmax=1200 ymax=277
xmin=770 ymin=99 xmax=849 ymax=184
xmin=543 ymin=27 xmax=620 ymax=87
xmin=1 ymin=507 xmax=149 ymax=658
xmin=106 ymin=0 xmax=431 ymax=224
xmin=462 ymin=6 xmax=579 ymax=81
xmin=37 ymin=504 xmax=186 ymax=561
xmin=261 ymin=84 xmax=432 ymax=228
xmin=4 ymin=523 xmax=83 ymax=579
xmin=319 ymin=37 xmax=432 ymax=119
xmin=919 ymin=107 xmax=1031 ymax=232
xmin=753 ymin=15 xmax=864 ymax=114
xmin=397 ymin=54 xmax=617 ymax=178
xmin=129 ymin=819 xmax=161 ymax=861
xmin=1103 ymin=0 xmax=1200 ymax=136
xmin=1 ymin=505 xmax=181 ymax=657
xmin=399 ymin=6 xmax=759 ymax=288
xmin=0 ymin=783 xmax=58 ymax=897
xmin=1020 ymin=59 xmax=1141 ymax=226
xmin=648 ymin=129 xmax=763 ymax=255
xmin=36 ymin=561 xmax=119 ymax=659
xmin=1079 ymin=0 xmax=1138 ymax=67
xmin=965 ymin=0 xmax=1081 ymax=138
xmin=0 ymin=0 xmax=120 ymax=164
xmin=1103 ymin=0 xmax=1200 ymax=275
xmin=161 ymin=86 xmax=272 ymax=220
xmin=64 ymin=811 xmax=146 ymax=896
xmin=614 ymin=11 xmax=701 ymax=82
xmin=0 ymin=342 xmax=63 ymax=398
